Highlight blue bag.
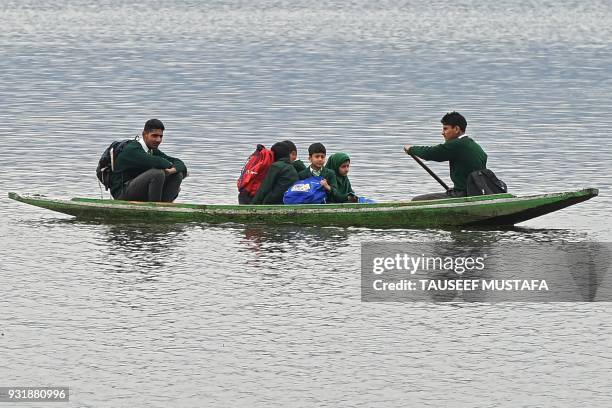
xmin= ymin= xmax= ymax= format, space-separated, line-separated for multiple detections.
xmin=283 ymin=177 xmax=327 ymax=204
xmin=358 ymin=197 xmax=377 ymax=204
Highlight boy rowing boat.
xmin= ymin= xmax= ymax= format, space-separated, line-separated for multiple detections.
xmin=404 ymin=111 xmax=488 ymax=201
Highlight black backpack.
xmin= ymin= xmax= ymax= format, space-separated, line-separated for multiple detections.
xmin=466 ymin=169 xmax=508 ymax=196
xmin=96 ymin=139 xmax=133 ymax=190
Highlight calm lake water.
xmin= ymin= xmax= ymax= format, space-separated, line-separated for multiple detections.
xmin=2 ymin=0 xmax=612 ymax=406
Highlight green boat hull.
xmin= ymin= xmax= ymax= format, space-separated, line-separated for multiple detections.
xmin=8 ymin=188 xmax=598 ymax=228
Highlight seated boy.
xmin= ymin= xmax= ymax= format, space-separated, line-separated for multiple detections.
xmin=283 ymin=140 xmax=307 ymax=173
xmin=298 ymin=143 xmax=338 ymax=201
xmin=251 ymin=142 xmax=299 ymax=204
xmin=111 ymin=119 xmax=187 ymax=202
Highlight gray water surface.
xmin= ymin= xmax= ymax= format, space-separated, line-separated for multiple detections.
xmin=2 ymin=1 xmax=612 ymax=406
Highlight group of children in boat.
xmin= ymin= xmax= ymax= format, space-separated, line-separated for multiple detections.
xmin=105 ymin=111 xmax=495 ymax=204
xmin=238 ymin=140 xmax=357 ymax=205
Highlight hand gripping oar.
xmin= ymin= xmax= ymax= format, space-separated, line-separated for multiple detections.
xmin=409 ymin=153 xmax=450 ymax=192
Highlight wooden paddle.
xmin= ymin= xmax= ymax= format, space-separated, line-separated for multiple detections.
xmin=408 ymin=153 xmax=450 ymax=191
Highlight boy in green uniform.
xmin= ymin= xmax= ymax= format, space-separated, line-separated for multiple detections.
xmin=283 ymin=140 xmax=307 ymax=174
xmin=110 ymin=119 xmax=187 ymax=202
xmin=325 ymin=152 xmax=358 ymax=203
xmin=298 ymin=143 xmax=338 ymax=201
xmin=251 ymin=142 xmax=299 ymax=204
xmin=404 ymin=111 xmax=487 ymax=201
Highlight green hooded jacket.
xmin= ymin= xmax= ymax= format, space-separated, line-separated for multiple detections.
xmin=324 ymin=152 xmax=355 ymax=203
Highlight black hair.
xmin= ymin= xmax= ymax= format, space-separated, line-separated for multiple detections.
xmin=271 ymin=141 xmax=291 ymax=160
xmin=441 ymin=111 xmax=467 ymax=132
xmin=308 ymin=142 xmax=326 ymax=156
xmin=144 ymin=118 xmax=165 ymax=132
xmin=282 ymin=140 xmax=297 ymax=153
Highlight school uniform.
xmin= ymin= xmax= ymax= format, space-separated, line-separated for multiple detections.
xmin=251 ymin=158 xmax=299 ymax=204
xmin=110 ymin=139 xmax=187 ymax=201
xmin=298 ymin=165 xmax=339 ymax=202
xmin=408 ymin=135 xmax=487 ymax=200
xmin=325 ymin=152 xmax=356 ymax=203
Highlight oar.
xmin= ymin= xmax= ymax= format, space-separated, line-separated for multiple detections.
xmin=408 ymin=154 xmax=450 ymax=191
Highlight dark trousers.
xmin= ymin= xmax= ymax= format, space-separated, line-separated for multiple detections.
xmin=238 ymin=190 xmax=252 ymax=205
xmin=411 ymin=189 xmax=466 ymax=201
xmin=117 ymin=169 xmax=183 ymax=202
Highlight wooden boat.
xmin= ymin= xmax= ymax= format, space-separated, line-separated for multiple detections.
xmin=8 ymin=188 xmax=598 ymax=228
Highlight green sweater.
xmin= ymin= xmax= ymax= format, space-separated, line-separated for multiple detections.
xmin=292 ymin=159 xmax=307 ymax=173
xmin=251 ymin=158 xmax=299 ymax=204
xmin=324 ymin=152 xmax=355 ymax=203
xmin=408 ymin=136 xmax=487 ymax=191
xmin=298 ymin=166 xmax=339 ymax=202
xmin=110 ymin=140 xmax=187 ymax=198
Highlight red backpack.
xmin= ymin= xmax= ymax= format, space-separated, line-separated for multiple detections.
xmin=237 ymin=144 xmax=275 ymax=196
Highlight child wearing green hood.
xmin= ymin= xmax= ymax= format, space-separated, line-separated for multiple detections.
xmin=325 ymin=152 xmax=358 ymax=203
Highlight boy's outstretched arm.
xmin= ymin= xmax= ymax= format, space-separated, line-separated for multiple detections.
xmin=404 ymin=143 xmax=453 ymax=162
